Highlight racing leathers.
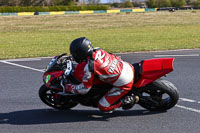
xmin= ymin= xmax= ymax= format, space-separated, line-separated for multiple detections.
xmin=64 ymin=48 xmax=135 ymax=112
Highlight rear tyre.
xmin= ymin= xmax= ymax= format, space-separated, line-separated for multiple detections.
xmin=39 ymin=85 xmax=78 ymax=110
xmin=137 ymin=80 xmax=179 ymax=111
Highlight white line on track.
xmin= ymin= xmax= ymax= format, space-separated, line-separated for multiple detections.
xmin=117 ymin=49 xmax=200 ymax=54
xmin=3 ymin=58 xmax=41 ymax=62
xmin=154 ymin=54 xmax=199 ymax=57
xmin=2 ymin=56 xmax=53 ymax=62
xmin=0 ymin=60 xmax=45 ymax=72
xmin=176 ymin=105 xmax=200 ymax=113
xmin=179 ymin=98 xmax=200 ymax=104
xmin=176 ymin=98 xmax=200 ymax=113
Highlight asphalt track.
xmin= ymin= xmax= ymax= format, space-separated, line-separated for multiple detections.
xmin=0 ymin=49 xmax=200 ymax=133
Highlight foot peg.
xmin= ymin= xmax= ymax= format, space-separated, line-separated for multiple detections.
xmin=122 ymin=95 xmax=139 ymax=110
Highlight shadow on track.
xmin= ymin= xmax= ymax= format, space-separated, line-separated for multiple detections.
xmin=0 ymin=109 xmax=165 ymax=125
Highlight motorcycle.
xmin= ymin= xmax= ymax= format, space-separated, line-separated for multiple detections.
xmin=39 ymin=53 xmax=179 ymax=111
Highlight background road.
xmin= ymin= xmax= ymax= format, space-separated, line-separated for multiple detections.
xmin=0 ymin=49 xmax=200 ymax=133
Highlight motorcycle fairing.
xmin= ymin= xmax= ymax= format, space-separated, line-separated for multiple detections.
xmin=134 ymin=58 xmax=174 ymax=88
xmin=43 ymin=70 xmax=64 ymax=89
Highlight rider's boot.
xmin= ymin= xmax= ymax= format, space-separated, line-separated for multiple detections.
xmin=121 ymin=95 xmax=139 ymax=110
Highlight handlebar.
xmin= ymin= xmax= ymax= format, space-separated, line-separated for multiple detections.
xmin=55 ymin=53 xmax=73 ymax=64
xmin=56 ymin=53 xmax=67 ymax=60
xmin=56 ymin=53 xmax=72 ymax=61
xmin=55 ymin=53 xmax=73 ymax=76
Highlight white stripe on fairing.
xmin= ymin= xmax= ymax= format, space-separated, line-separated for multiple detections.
xmin=0 ymin=61 xmax=44 ymax=72
xmin=154 ymin=54 xmax=199 ymax=57
xmin=113 ymin=62 xmax=133 ymax=87
xmin=176 ymin=105 xmax=200 ymax=114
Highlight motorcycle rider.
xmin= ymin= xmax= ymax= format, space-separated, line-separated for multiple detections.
xmin=62 ymin=37 xmax=139 ymax=112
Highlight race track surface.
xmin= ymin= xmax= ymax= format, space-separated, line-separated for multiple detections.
xmin=0 ymin=49 xmax=200 ymax=133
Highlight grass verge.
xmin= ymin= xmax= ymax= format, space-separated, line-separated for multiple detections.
xmin=0 ymin=11 xmax=200 ymax=59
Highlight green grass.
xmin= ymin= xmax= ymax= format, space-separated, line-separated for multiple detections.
xmin=0 ymin=11 xmax=200 ymax=59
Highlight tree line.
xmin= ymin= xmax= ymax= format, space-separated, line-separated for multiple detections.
xmin=0 ymin=0 xmax=200 ymax=7
xmin=146 ymin=0 xmax=200 ymax=8
xmin=0 ymin=0 xmax=86 ymax=6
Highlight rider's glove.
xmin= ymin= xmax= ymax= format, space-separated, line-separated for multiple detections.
xmin=61 ymin=79 xmax=90 ymax=95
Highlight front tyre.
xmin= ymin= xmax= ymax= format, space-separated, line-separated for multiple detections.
xmin=137 ymin=80 xmax=179 ymax=111
xmin=39 ymin=85 xmax=78 ymax=110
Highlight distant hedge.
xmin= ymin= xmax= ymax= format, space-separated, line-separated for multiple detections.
xmin=0 ymin=5 xmax=110 ymax=13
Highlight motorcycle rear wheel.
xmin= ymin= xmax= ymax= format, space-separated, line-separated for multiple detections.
xmin=39 ymin=85 xmax=78 ymax=110
xmin=137 ymin=80 xmax=179 ymax=111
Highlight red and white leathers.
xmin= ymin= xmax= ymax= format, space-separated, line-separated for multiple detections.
xmin=65 ymin=49 xmax=135 ymax=112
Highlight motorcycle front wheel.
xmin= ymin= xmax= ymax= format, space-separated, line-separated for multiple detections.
xmin=39 ymin=85 xmax=78 ymax=110
xmin=136 ymin=80 xmax=179 ymax=111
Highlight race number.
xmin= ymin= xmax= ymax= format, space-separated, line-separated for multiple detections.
xmin=95 ymin=51 xmax=105 ymax=63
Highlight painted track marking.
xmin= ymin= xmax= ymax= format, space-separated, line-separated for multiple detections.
xmin=3 ymin=58 xmax=41 ymax=62
xmin=176 ymin=105 xmax=200 ymax=113
xmin=0 ymin=60 xmax=44 ymax=72
xmin=154 ymin=54 xmax=199 ymax=57
xmin=2 ymin=56 xmax=53 ymax=62
xmin=176 ymin=98 xmax=200 ymax=114
xmin=179 ymin=98 xmax=200 ymax=104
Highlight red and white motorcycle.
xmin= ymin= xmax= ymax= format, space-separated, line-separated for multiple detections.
xmin=39 ymin=53 xmax=179 ymax=111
